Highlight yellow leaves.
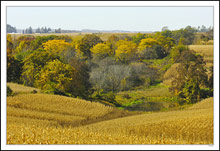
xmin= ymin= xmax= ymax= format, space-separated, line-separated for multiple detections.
xmin=156 ymin=36 xmax=175 ymax=50
xmin=91 ymin=43 xmax=113 ymax=56
xmin=7 ymin=34 xmax=13 ymax=43
xmin=115 ymin=40 xmax=137 ymax=62
xmin=15 ymin=41 xmax=26 ymax=53
xmin=42 ymin=40 xmax=72 ymax=53
xmin=36 ymin=59 xmax=75 ymax=92
xmin=116 ymin=40 xmax=137 ymax=54
xmin=138 ymin=38 xmax=158 ymax=51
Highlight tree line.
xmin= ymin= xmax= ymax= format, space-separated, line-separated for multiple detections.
xmin=7 ymin=25 xmax=213 ymax=106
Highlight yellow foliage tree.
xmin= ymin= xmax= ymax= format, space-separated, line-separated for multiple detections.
xmin=91 ymin=43 xmax=113 ymax=58
xmin=156 ymin=36 xmax=175 ymax=54
xmin=36 ymin=59 xmax=74 ymax=95
xmin=42 ymin=39 xmax=75 ymax=62
xmin=115 ymin=40 xmax=137 ymax=63
xmin=138 ymin=38 xmax=159 ymax=51
xmin=42 ymin=40 xmax=72 ymax=53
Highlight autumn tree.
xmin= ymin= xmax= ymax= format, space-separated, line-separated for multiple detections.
xmin=36 ymin=59 xmax=75 ymax=96
xmin=42 ymin=39 xmax=74 ymax=62
xmin=42 ymin=39 xmax=72 ymax=53
xmin=30 ymin=35 xmax=58 ymax=50
xmin=168 ymin=49 xmax=208 ymax=103
xmin=107 ymin=34 xmax=119 ymax=52
xmin=75 ymin=34 xmax=103 ymax=60
xmin=15 ymin=40 xmax=32 ymax=54
xmin=90 ymin=42 xmax=113 ymax=60
xmin=21 ymin=49 xmax=60 ymax=86
xmin=138 ymin=38 xmax=158 ymax=50
xmin=137 ymin=38 xmax=166 ymax=59
xmin=7 ymin=34 xmax=14 ymax=56
xmin=115 ymin=40 xmax=137 ymax=63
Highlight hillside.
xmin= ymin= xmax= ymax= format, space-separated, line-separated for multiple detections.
xmin=6 ymin=83 xmax=213 ymax=144
xmin=189 ymin=45 xmax=213 ymax=68
xmin=7 ymin=93 xmax=135 ymax=128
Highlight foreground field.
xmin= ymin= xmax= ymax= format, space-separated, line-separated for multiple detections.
xmin=6 ymin=83 xmax=213 ymax=144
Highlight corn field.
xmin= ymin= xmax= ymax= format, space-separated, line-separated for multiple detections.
xmin=7 ymin=90 xmax=213 ymax=144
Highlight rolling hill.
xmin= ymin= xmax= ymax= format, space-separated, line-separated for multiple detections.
xmin=6 ymin=83 xmax=213 ymax=144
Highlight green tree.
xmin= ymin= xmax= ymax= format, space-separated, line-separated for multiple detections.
xmin=30 ymin=35 xmax=58 ymax=50
xmin=75 ymin=34 xmax=103 ymax=60
xmin=132 ymin=33 xmax=146 ymax=44
xmin=7 ymin=54 xmax=23 ymax=83
xmin=169 ymin=49 xmax=208 ymax=103
xmin=69 ymin=58 xmax=91 ymax=98
xmin=170 ymin=45 xmax=189 ymax=63
xmin=156 ymin=36 xmax=175 ymax=55
xmin=207 ymin=66 xmax=213 ymax=90
xmin=21 ymin=49 xmax=60 ymax=86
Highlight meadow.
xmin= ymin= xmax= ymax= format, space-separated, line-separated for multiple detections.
xmin=7 ymin=83 xmax=213 ymax=144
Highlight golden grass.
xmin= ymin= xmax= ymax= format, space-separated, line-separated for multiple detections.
xmin=10 ymin=32 xmax=152 ymax=42
xmin=7 ymin=94 xmax=114 ymax=123
xmin=189 ymin=45 xmax=213 ymax=63
xmin=7 ymin=91 xmax=213 ymax=144
xmin=7 ymin=83 xmax=40 ymax=94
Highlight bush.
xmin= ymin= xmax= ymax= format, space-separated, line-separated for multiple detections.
xmin=7 ymin=86 xmax=13 ymax=96
xmin=91 ymin=89 xmax=120 ymax=107
xmin=31 ymin=90 xmax=38 ymax=94
xmin=123 ymin=94 xmax=131 ymax=99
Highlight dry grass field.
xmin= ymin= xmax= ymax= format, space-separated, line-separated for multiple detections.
xmin=189 ymin=45 xmax=213 ymax=68
xmin=10 ymin=32 xmax=141 ymax=41
xmin=6 ymin=83 xmax=213 ymax=144
xmin=7 ymin=83 xmax=40 ymax=94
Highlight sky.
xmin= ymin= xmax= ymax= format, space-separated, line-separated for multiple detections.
xmin=7 ymin=7 xmax=213 ymax=32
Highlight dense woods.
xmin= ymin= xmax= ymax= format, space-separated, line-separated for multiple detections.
xmin=7 ymin=25 xmax=213 ymax=106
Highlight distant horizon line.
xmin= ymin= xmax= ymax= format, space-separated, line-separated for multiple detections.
xmin=8 ymin=24 xmax=214 ymax=33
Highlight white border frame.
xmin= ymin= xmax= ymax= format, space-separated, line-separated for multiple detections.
xmin=1 ymin=1 xmax=219 ymax=150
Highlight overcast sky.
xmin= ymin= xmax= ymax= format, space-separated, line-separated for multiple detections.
xmin=7 ymin=7 xmax=213 ymax=31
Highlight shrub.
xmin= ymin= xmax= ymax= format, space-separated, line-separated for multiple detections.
xmin=7 ymin=86 xmax=13 ymax=96
xmin=31 ymin=90 xmax=38 ymax=94
xmin=123 ymin=94 xmax=131 ymax=99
